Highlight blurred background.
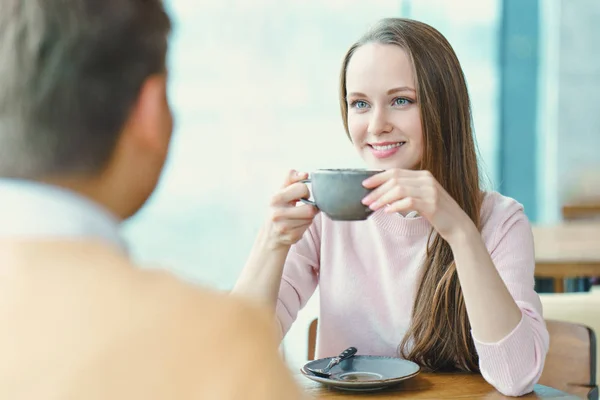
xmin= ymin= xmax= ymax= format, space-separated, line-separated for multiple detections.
xmin=119 ymin=0 xmax=600 ymax=368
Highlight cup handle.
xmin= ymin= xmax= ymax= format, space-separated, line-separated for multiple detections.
xmin=299 ymin=178 xmax=316 ymax=207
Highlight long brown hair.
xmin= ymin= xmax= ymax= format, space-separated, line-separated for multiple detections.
xmin=339 ymin=18 xmax=483 ymax=372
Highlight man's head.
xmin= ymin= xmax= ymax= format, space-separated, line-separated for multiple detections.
xmin=0 ymin=0 xmax=173 ymax=219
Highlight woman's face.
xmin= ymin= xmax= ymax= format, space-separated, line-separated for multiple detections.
xmin=345 ymin=43 xmax=423 ymax=171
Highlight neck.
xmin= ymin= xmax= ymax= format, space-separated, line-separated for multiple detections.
xmin=40 ymin=174 xmax=129 ymax=221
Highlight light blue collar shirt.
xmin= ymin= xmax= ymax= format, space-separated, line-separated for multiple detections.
xmin=0 ymin=179 xmax=127 ymax=251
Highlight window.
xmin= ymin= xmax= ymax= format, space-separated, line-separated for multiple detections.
xmin=122 ymin=0 xmax=502 ymax=367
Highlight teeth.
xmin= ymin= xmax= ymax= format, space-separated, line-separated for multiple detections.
xmin=372 ymin=142 xmax=404 ymax=151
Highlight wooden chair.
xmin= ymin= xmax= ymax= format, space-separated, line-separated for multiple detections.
xmin=541 ymin=290 xmax=600 ymax=385
xmin=307 ymin=318 xmax=318 ymax=361
xmin=307 ymin=318 xmax=598 ymax=399
xmin=539 ymin=320 xmax=597 ymax=399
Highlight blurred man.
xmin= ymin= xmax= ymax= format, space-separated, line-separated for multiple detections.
xmin=0 ymin=1 xmax=302 ymax=398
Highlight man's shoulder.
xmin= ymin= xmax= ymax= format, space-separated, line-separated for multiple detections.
xmin=128 ymin=265 xmax=277 ymax=341
xmin=127 ymin=269 xmax=303 ymax=399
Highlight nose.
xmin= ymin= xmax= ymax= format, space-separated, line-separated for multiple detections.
xmin=367 ymin=107 xmax=392 ymax=136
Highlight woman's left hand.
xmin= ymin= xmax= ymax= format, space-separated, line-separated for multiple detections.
xmin=361 ymin=169 xmax=475 ymax=244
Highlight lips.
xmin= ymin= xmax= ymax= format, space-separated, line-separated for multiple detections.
xmin=369 ymin=142 xmax=406 ymax=150
xmin=367 ymin=141 xmax=406 ymax=159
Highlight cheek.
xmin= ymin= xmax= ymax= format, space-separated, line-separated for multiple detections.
xmin=410 ymin=120 xmax=423 ymax=150
xmin=347 ymin=115 xmax=367 ymax=144
xmin=407 ymin=111 xmax=424 ymax=159
xmin=391 ymin=109 xmax=422 ymax=137
xmin=391 ymin=110 xmax=423 ymax=154
xmin=412 ymin=116 xmax=424 ymax=155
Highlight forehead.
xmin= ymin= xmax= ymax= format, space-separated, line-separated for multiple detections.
xmin=345 ymin=43 xmax=415 ymax=93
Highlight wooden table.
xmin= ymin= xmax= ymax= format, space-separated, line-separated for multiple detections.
xmin=532 ymin=222 xmax=600 ymax=293
xmin=298 ymin=373 xmax=579 ymax=399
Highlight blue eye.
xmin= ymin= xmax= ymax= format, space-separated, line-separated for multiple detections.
xmin=393 ymin=97 xmax=412 ymax=106
xmin=351 ymin=100 xmax=369 ymax=109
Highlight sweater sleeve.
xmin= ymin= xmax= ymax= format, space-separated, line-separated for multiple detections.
xmin=472 ymin=203 xmax=550 ymax=396
xmin=275 ymin=213 xmax=321 ymax=337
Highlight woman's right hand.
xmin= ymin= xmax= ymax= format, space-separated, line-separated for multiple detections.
xmin=233 ymin=169 xmax=318 ymax=308
xmin=265 ymin=170 xmax=319 ymax=249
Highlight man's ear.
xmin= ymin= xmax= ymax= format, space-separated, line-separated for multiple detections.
xmin=123 ymin=74 xmax=172 ymax=153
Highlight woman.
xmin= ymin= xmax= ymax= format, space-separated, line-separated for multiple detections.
xmin=234 ymin=18 xmax=549 ymax=397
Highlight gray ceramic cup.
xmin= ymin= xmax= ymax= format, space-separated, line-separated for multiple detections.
xmin=300 ymin=168 xmax=383 ymax=221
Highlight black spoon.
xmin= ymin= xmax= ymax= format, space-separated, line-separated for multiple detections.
xmin=306 ymin=347 xmax=358 ymax=378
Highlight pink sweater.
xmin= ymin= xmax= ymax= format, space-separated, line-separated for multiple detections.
xmin=276 ymin=191 xmax=549 ymax=396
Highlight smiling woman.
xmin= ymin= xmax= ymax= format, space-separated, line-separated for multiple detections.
xmin=116 ymin=0 xmax=505 ymax=384
xmin=233 ymin=17 xmax=548 ymax=398
xmin=339 ymin=17 xmax=493 ymax=373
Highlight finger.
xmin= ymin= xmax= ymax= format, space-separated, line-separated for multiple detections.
xmin=272 ymin=217 xmax=315 ymax=237
xmin=282 ymin=169 xmax=309 ymax=189
xmin=368 ymin=185 xmax=422 ymax=211
xmin=384 ymin=197 xmax=420 ymax=214
xmin=362 ymin=169 xmax=418 ymax=188
xmin=361 ymin=178 xmax=396 ymax=206
xmin=362 ymin=175 xmax=427 ymax=206
xmin=275 ymin=219 xmax=314 ymax=233
xmin=272 ymin=203 xmax=318 ymax=222
xmin=271 ymin=182 xmax=311 ymax=206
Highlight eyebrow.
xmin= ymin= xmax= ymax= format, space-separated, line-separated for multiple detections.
xmin=347 ymin=86 xmax=416 ymax=98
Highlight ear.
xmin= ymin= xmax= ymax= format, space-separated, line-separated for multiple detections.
xmin=123 ymin=73 xmax=173 ymax=153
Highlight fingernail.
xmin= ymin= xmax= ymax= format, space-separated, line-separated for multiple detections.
xmin=369 ymin=202 xmax=379 ymax=210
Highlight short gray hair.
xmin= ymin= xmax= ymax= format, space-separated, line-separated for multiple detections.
xmin=0 ymin=0 xmax=171 ymax=178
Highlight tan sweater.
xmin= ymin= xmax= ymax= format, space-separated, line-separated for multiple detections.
xmin=0 ymin=239 xmax=303 ymax=400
